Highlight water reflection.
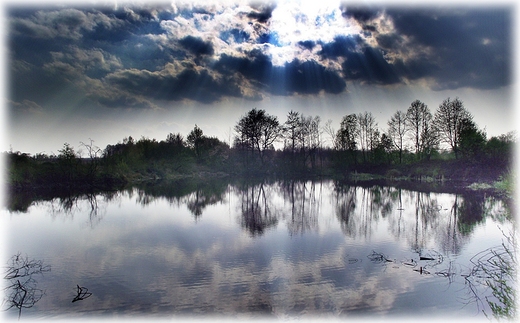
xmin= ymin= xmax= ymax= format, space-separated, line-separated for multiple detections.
xmin=330 ymin=182 xmax=510 ymax=256
xmin=132 ymin=179 xmax=229 ymax=219
xmin=278 ymin=180 xmax=321 ymax=235
xmin=5 ymin=179 xmax=510 ymax=253
xmin=3 ymin=178 xmax=513 ymax=318
xmin=235 ymin=180 xmax=278 ymax=236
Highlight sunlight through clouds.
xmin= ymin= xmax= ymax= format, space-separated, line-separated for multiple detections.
xmin=267 ymin=0 xmax=354 ymax=66
xmin=4 ymin=1 xmax=514 ymax=154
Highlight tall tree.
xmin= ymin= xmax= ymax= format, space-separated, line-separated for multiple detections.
xmin=420 ymin=118 xmax=439 ymax=160
xmin=301 ymin=115 xmax=321 ymax=169
xmin=406 ymin=100 xmax=432 ymax=160
xmin=57 ymin=142 xmax=80 ymax=182
xmin=387 ymin=110 xmax=408 ymax=164
xmin=336 ymin=114 xmax=358 ymax=164
xmin=234 ymin=108 xmax=281 ymax=164
xmin=323 ymin=119 xmax=337 ymax=149
xmin=187 ymin=124 xmax=204 ymax=159
xmin=283 ymin=110 xmax=301 ymax=153
xmin=458 ymin=118 xmax=486 ymax=160
xmin=356 ymin=111 xmax=377 ymax=163
xmin=433 ymin=97 xmax=472 ymax=159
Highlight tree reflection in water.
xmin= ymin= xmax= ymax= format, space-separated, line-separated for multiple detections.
xmin=132 ymin=179 xmax=229 ymax=219
xmin=3 ymin=178 xmax=514 ymax=317
xmin=5 ymin=179 xmax=509 ymax=254
xmin=278 ymin=180 xmax=320 ymax=236
xmin=237 ymin=181 xmax=278 ymax=236
xmin=332 ymin=182 xmax=508 ymax=256
xmin=45 ymin=191 xmax=115 ymax=228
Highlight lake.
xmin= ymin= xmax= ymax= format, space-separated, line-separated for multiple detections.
xmin=1 ymin=178 xmax=515 ymax=320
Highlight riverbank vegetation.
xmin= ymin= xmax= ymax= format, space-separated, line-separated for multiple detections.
xmin=4 ymin=97 xmax=516 ymax=197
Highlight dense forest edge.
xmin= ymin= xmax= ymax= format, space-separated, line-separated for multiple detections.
xmin=3 ymin=97 xmax=516 ymax=199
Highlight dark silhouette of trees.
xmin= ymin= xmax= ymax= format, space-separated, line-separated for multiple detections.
xmin=433 ymin=97 xmax=473 ymax=159
xmin=234 ymin=108 xmax=281 ymax=165
xmin=374 ymin=133 xmax=393 ymax=164
xmin=79 ymin=139 xmax=102 ymax=183
xmin=166 ymin=132 xmax=185 ymax=147
xmin=485 ymin=131 xmax=515 ymax=169
xmin=298 ymin=114 xmax=321 ymax=170
xmin=187 ymin=124 xmax=204 ymax=160
xmin=4 ymin=95 xmax=515 ymax=190
xmin=336 ymin=114 xmax=358 ymax=164
xmin=458 ymin=118 xmax=487 ymax=161
xmin=57 ymin=143 xmax=80 ymax=183
xmin=283 ymin=110 xmax=301 ymax=154
xmin=280 ymin=112 xmax=322 ymax=171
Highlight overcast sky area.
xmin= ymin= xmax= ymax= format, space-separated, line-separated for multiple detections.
xmin=2 ymin=0 xmax=517 ymax=155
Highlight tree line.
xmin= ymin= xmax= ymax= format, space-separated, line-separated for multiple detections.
xmin=5 ymin=97 xmax=516 ymax=191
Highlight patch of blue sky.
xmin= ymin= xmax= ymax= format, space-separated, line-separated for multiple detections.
xmin=220 ymin=29 xmax=250 ymax=44
xmin=258 ymin=32 xmax=283 ymax=47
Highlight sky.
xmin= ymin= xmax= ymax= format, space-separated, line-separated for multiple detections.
xmin=2 ymin=0 xmax=518 ymax=155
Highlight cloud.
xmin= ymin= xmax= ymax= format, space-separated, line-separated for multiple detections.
xmin=297 ymin=40 xmax=317 ymax=51
xmin=10 ymin=7 xmax=98 ymax=40
xmin=104 ymin=63 xmax=244 ymax=104
xmin=318 ymin=35 xmax=363 ymax=59
xmin=9 ymin=99 xmax=44 ymax=115
xmin=343 ymin=6 xmax=512 ymax=90
xmin=317 ymin=35 xmax=401 ymax=85
xmin=179 ymin=35 xmax=215 ymax=56
xmin=341 ymin=5 xmax=380 ymax=21
xmin=6 ymin=4 xmax=512 ymax=113
xmin=247 ymin=2 xmax=277 ymax=23
xmin=214 ymin=51 xmax=346 ymax=95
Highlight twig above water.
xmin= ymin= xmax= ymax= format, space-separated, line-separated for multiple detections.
xmin=72 ymin=285 xmax=92 ymax=303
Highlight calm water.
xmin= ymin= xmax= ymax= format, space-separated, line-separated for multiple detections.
xmin=1 ymin=179 xmax=514 ymax=320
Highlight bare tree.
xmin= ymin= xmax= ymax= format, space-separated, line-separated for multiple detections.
xmin=387 ymin=110 xmax=408 ymax=163
xmin=323 ymin=119 xmax=337 ymax=149
xmin=80 ymin=138 xmax=102 ymax=182
xmin=433 ymin=97 xmax=472 ymax=159
xmin=406 ymin=100 xmax=433 ymax=160
xmin=356 ymin=111 xmax=378 ymax=162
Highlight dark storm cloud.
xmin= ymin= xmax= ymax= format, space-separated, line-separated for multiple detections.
xmin=280 ymin=60 xmax=346 ymax=95
xmin=318 ymin=35 xmax=401 ymax=85
xmin=179 ymin=35 xmax=215 ymax=56
xmin=342 ymin=47 xmax=401 ymax=85
xmin=318 ymin=35 xmax=363 ymax=59
xmin=297 ymin=40 xmax=316 ymax=51
xmin=105 ymin=66 xmax=243 ymax=104
xmin=340 ymin=5 xmax=381 ymax=22
xmin=340 ymin=5 xmax=382 ymax=33
xmin=386 ymin=8 xmax=511 ymax=90
xmin=214 ymin=52 xmax=346 ymax=95
xmin=247 ymin=2 xmax=276 ymax=23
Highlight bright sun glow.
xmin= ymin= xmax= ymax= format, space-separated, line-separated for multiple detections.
xmin=267 ymin=0 xmax=357 ymax=66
